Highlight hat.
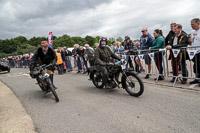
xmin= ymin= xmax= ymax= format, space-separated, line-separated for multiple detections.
xmin=41 ymin=41 xmax=48 ymax=45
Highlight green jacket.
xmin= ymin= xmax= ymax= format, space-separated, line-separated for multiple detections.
xmin=151 ymin=35 xmax=165 ymax=49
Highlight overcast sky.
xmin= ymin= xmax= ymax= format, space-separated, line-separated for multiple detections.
xmin=0 ymin=0 xmax=199 ymax=40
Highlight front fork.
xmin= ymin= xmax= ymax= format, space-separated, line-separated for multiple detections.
xmin=121 ymin=71 xmax=135 ymax=88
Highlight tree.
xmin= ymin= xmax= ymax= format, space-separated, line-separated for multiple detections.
xmin=116 ymin=37 xmax=123 ymax=42
xmin=29 ymin=36 xmax=47 ymax=47
xmin=85 ymin=36 xmax=95 ymax=47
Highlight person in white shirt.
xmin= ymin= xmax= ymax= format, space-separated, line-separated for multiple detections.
xmin=190 ymin=18 xmax=200 ymax=84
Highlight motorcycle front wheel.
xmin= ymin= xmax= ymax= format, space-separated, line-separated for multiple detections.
xmin=49 ymin=84 xmax=59 ymax=102
xmin=122 ymin=72 xmax=144 ymax=97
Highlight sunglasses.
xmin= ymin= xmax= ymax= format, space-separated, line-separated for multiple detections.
xmin=141 ymin=30 xmax=146 ymax=32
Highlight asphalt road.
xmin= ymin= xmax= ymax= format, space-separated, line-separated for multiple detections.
xmin=0 ymin=68 xmax=200 ymax=133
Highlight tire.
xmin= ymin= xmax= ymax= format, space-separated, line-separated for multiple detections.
xmin=49 ymin=84 xmax=59 ymax=102
xmin=90 ymin=73 xmax=104 ymax=89
xmin=122 ymin=72 xmax=144 ymax=97
xmin=36 ymin=78 xmax=46 ymax=91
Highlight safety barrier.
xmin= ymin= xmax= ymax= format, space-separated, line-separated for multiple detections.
xmin=118 ymin=46 xmax=200 ymax=86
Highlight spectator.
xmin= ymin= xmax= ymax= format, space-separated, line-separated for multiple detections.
xmin=135 ymin=28 xmax=154 ymax=79
xmin=94 ymin=43 xmax=99 ymax=50
xmin=124 ymin=36 xmax=137 ymax=69
xmin=72 ymin=45 xmax=77 ymax=68
xmin=56 ymin=49 xmax=64 ymax=75
xmin=65 ymin=47 xmax=73 ymax=72
xmin=166 ymin=24 xmax=189 ymax=84
xmin=149 ymin=29 xmax=165 ymax=80
xmin=110 ymin=41 xmax=117 ymax=52
xmin=190 ymin=18 xmax=200 ymax=84
xmin=60 ymin=47 xmax=66 ymax=73
xmin=80 ymin=46 xmax=87 ymax=74
xmin=75 ymin=44 xmax=82 ymax=74
xmin=114 ymin=42 xmax=124 ymax=58
xmin=165 ymin=23 xmax=176 ymax=47
xmin=84 ymin=44 xmax=94 ymax=67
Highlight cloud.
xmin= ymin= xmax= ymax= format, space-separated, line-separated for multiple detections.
xmin=0 ymin=0 xmax=199 ymax=40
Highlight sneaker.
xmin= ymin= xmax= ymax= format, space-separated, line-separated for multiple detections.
xmin=181 ymin=80 xmax=187 ymax=84
xmin=145 ymin=74 xmax=151 ymax=79
xmin=170 ymin=77 xmax=177 ymax=82
xmin=189 ymin=79 xmax=200 ymax=84
xmin=154 ymin=76 xmax=164 ymax=81
xmin=76 ymin=71 xmax=80 ymax=74
xmin=139 ymin=69 xmax=145 ymax=73
xmin=82 ymin=71 xmax=86 ymax=74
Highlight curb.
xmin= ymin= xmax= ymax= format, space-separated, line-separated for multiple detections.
xmin=0 ymin=81 xmax=37 ymax=133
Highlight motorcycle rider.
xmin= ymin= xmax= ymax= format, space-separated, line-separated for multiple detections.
xmin=94 ymin=37 xmax=120 ymax=89
xmin=29 ymin=41 xmax=57 ymax=93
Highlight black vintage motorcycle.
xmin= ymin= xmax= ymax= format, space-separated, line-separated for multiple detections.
xmin=89 ymin=59 xmax=144 ymax=97
xmin=32 ymin=64 xmax=59 ymax=102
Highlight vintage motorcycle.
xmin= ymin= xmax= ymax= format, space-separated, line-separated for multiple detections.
xmin=89 ymin=59 xmax=144 ymax=97
xmin=32 ymin=64 xmax=59 ymax=102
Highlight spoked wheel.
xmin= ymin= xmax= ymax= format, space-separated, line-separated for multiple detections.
xmin=49 ymin=84 xmax=59 ymax=102
xmin=90 ymin=73 xmax=104 ymax=89
xmin=122 ymin=72 xmax=144 ymax=97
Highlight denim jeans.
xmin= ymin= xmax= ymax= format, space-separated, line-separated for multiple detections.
xmin=66 ymin=56 xmax=72 ymax=70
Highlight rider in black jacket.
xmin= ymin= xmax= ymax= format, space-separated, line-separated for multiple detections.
xmin=29 ymin=41 xmax=57 ymax=90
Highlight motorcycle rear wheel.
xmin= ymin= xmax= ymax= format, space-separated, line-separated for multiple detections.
xmin=90 ymin=73 xmax=104 ymax=89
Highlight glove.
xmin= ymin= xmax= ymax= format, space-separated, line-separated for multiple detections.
xmin=100 ymin=62 xmax=107 ymax=66
xmin=108 ymin=62 xmax=114 ymax=67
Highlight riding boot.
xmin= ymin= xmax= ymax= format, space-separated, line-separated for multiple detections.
xmin=102 ymin=75 xmax=111 ymax=89
xmin=50 ymin=74 xmax=57 ymax=89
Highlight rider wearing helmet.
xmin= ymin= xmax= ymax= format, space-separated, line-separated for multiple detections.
xmin=29 ymin=41 xmax=57 ymax=92
xmin=94 ymin=37 xmax=120 ymax=89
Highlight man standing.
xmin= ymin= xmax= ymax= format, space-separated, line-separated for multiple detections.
xmin=135 ymin=28 xmax=154 ymax=79
xmin=84 ymin=44 xmax=94 ymax=67
xmin=190 ymin=18 xmax=200 ymax=84
xmin=166 ymin=24 xmax=189 ymax=84
xmin=165 ymin=23 xmax=176 ymax=46
xmin=124 ymin=36 xmax=137 ymax=69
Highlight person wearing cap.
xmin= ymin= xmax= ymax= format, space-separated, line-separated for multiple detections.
xmin=29 ymin=41 xmax=57 ymax=94
xmin=94 ymin=37 xmax=120 ymax=89
xmin=123 ymin=36 xmax=137 ymax=69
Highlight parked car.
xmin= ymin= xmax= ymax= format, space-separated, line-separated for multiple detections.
xmin=0 ymin=61 xmax=10 ymax=73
